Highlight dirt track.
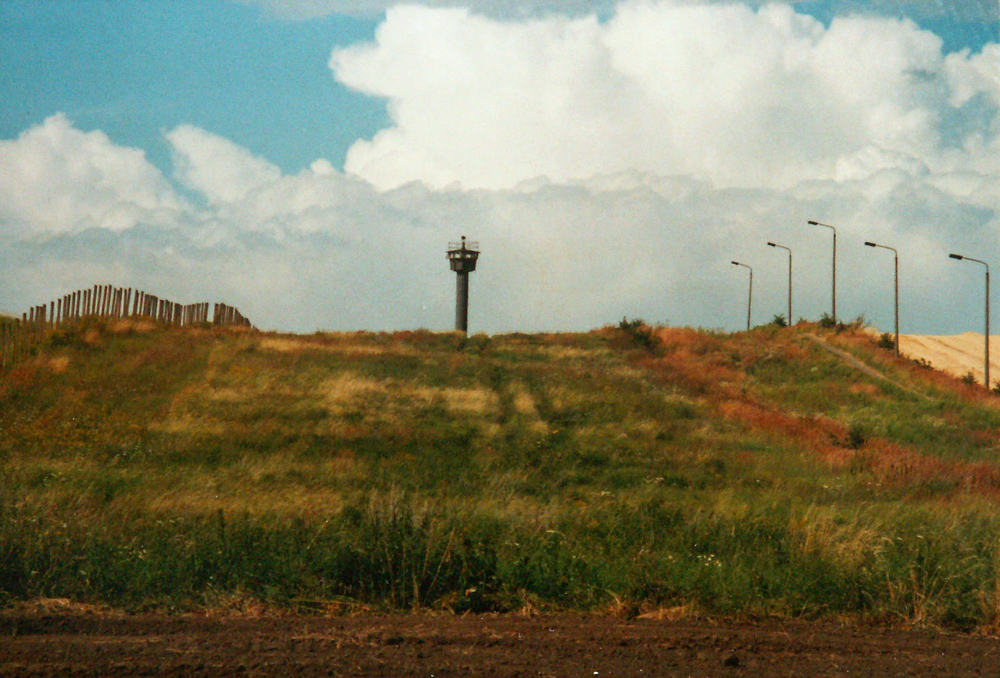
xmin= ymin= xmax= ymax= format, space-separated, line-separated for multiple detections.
xmin=1 ymin=610 xmax=998 ymax=677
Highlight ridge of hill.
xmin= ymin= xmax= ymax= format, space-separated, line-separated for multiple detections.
xmin=1 ymin=319 xmax=999 ymax=629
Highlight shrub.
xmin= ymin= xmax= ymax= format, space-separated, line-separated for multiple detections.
xmin=771 ymin=314 xmax=787 ymax=327
xmin=876 ymin=333 xmax=896 ymax=351
xmin=847 ymin=421 xmax=868 ymax=449
xmin=618 ymin=317 xmax=656 ymax=351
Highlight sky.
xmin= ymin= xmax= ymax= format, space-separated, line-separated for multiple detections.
xmin=1 ymin=0 xmax=998 ymax=335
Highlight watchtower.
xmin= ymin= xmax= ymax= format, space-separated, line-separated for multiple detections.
xmin=446 ymin=236 xmax=480 ymax=334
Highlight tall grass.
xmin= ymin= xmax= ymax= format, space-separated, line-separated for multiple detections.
xmin=2 ymin=489 xmax=997 ymax=627
xmin=1 ymin=320 xmax=999 ymax=627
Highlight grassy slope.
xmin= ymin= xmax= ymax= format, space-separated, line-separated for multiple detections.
xmin=1 ymin=318 xmax=999 ymax=627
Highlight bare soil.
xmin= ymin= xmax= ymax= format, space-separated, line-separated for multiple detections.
xmin=899 ymin=333 xmax=1000 ymax=384
xmin=2 ymin=608 xmax=997 ymax=677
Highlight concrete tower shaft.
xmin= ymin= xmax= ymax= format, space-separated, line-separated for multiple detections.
xmin=446 ymin=236 xmax=480 ymax=334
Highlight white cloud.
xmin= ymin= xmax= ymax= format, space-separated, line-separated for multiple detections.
xmin=1 ymin=118 xmax=995 ymax=335
xmin=240 ymin=0 xmax=616 ymax=20
xmin=1 ymin=2 xmax=998 ymax=336
xmin=331 ymin=1 xmax=998 ymax=192
xmin=0 ymin=114 xmax=184 ymax=235
xmin=166 ymin=125 xmax=284 ymax=204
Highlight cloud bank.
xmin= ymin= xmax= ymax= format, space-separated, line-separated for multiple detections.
xmin=331 ymin=2 xmax=1000 ymax=193
xmin=2 ymin=1 xmax=998 ymax=338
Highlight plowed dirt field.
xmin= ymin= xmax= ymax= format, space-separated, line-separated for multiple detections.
xmin=1 ymin=610 xmax=998 ymax=677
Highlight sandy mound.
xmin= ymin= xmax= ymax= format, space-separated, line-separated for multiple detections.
xmin=899 ymin=332 xmax=999 ymax=385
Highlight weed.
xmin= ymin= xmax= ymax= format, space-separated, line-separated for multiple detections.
xmin=847 ymin=422 xmax=868 ymax=449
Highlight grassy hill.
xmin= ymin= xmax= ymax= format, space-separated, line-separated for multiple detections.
xmin=2 ymin=318 xmax=999 ymax=628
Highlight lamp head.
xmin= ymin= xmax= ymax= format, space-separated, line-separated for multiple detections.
xmin=767 ymin=242 xmax=776 ymax=247
xmin=807 ymin=220 xmax=818 ymax=225
xmin=949 ymin=253 xmax=964 ymax=260
xmin=864 ymin=241 xmax=876 ymax=247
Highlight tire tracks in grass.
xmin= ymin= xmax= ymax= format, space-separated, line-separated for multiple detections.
xmin=804 ymin=334 xmax=929 ymax=400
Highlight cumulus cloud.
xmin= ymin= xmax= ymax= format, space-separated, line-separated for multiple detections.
xmin=0 ymin=114 xmax=185 ymax=235
xmin=2 ymin=2 xmax=998 ymax=337
xmin=167 ymin=126 xmax=284 ymax=205
xmin=331 ymin=1 xmax=999 ymax=192
xmin=240 ymin=0 xmax=617 ymax=20
xmin=1 ymin=116 xmax=995 ymax=335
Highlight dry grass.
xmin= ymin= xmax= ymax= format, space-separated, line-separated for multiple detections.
xmin=789 ymin=506 xmax=889 ymax=567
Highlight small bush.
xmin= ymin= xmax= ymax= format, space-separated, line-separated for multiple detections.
xmin=820 ymin=313 xmax=837 ymax=329
xmin=876 ymin=333 xmax=896 ymax=351
xmin=619 ymin=316 xmax=644 ymax=332
xmin=618 ymin=317 xmax=656 ymax=351
xmin=847 ymin=422 xmax=868 ymax=449
xmin=771 ymin=314 xmax=787 ymax=328
xmin=962 ymin=371 xmax=978 ymax=386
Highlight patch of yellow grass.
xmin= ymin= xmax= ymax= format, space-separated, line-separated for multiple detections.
xmin=512 ymin=387 xmax=538 ymax=416
xmin=789 ymin=506 xmax=887 ymax=567
xmin=259 ymin=335 xmax=419 ymax=357
xmin=321 ymin=371 xmax=384 ymax=404
xmin=259 ymin=337 xmax=309 ymax=353
xmin=48 ymin=356 xmax=71 ymax=373
xmin=414 ymin=385 xmax=499 ymax=415
xmin=149 ymin=415 xmax=228 ymax=436
xmin=201 ymin=387 xmax=249 ymax=402
xmin=511 ymin=384 xmax=548 ymax=433
xmin=321 ymin=372 xmax=499 ymax=418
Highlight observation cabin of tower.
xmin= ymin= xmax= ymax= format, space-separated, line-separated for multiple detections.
xmin=447 ymin=236 xmax=480 ymax=273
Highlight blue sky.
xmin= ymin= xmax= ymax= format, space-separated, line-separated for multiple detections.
xmin=1 ymin=0 xmax=998 ymax=336
xmin=3 ymin=0 xmax=994 ymax=177
xmin=1 ymin=1 xmax=386 ymax=175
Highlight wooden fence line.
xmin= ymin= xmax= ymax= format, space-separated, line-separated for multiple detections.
xmin=1 ymin=284 xmax=253 ymax=371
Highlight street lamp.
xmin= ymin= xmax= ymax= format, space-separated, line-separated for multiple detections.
xmin=864 ymin=241 xmax=899 ymax=356
xmin=767 ymin=242 xmax=792 ymax=325
xmin=808 ymin=220 xmax=837 ymax=323
xmin=949 ymin=252 xmax=990 ymax=390
xmin=731 ymin=261 xmax=753 ymax=331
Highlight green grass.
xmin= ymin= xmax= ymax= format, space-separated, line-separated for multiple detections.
xmin=2 ymin=319 xmax=1000 ymax=628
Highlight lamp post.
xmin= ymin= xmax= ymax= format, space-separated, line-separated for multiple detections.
xmin=949 ymin=252 xmax=990 ymax=390
xmin=731 ymin=261 xmax=753 ymax=331
xmin=864 ymin=241 xmax=899 ymax=356
xmin=767 ymin=242 xmax=792 ymax=325
xmin=808 ymin=220 xmax=837 ymax=323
